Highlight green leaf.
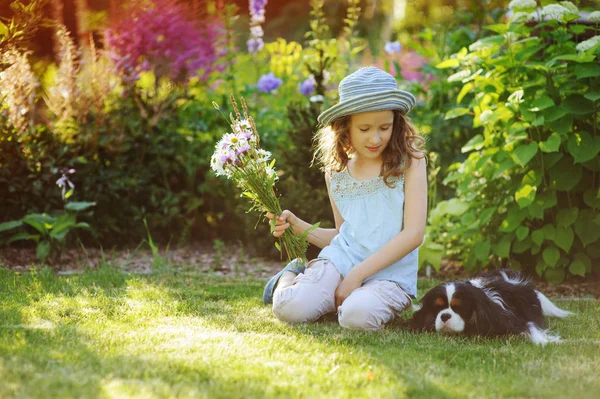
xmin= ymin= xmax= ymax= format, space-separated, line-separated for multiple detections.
xmin=0 ymin=220 xmax=23 ymax=233
xmin=556 ymin=208 xmax=579 ymax=227
xmin=545 ymin=268 xmax=565 ymax=285
xmin=569 ymin=253 xmax=591 ymax=277
xmin=484 ymin=23 xmax=508 ymax=34
xmin=64 ymin=201 xmax=96 ymax=212
xmin=569 ymin=132 xmax=600 ymax=164
xmin=36 ymin=241 xmax=51 ymax=263
xmin=479 ymin=207 xmax=496 ymax=225
xmin=511 ymin=142 xmax=538 ymax=167
xmin=0 ymin=21 xmax=8 ymax=37
xmin=522 ymin=170 xmax=542 ymax=187
xmin=584 ymin=92 xmax=600 ymax=102
xmin=552 ymin=227 xmax=574 ymax=253
xmin=461 ymin=134 xmax=484 ymax=153
xmin=549 ymin=115 xmax=572 ymax=135
xmin=515 ymin=184 xmax=537 ymax=208
xmin=457 ymin=83 xmax=473 ymax=104
xmin=542 ymin=106 xmax=567 ymax=122
xmin=516 ymin=226 xmax=529 ymax=241
xmin=274 ymin=241 xmax=281 ymax=252
xmin=547 ymin=53 xmax=596 ymax=66
xmin=529 ymin=96 xmax=554 ymax=111
xmin=532 ymin=229 xmax=545 ymax=246
xmin=499 ymin=206 xmax=528 ymax=232
xmin=574 ymin=210 xmax=600 ymax=247
xmin=22 ymin=214 xmax=55 ymax=235
xmin=542 ymin=246 xmax=560 ymax=267
xmin=445 ymin=108 xmax=471 ymax=120
xmin=583 ymin=188 xmax=600 ymax=209
xmin=492 ymin=158 xmax=516 ymax=179
xmin=574 ymin=63 xmax=600 ymax=80
xmin=541 ymin=224 xmax=556 ymax=241
xmin=492 ymin=234 xmax=512 ymax=258
xmin=436 ymin=58 xmax=460 ymax=69
xmin=560 ymin=95 xmax=595 ymax=115
xmin=549 ymin=158 xmax=582 ymax=191
xmin=419 ymin=239 xmax=444 ymax=271
xmin=6 ymin=232 xmax=37 ymax=244
xmin=474 ymin=239 xmax=491 ymax=261
xmin=539 ymin=133 xmax=561 ymax=153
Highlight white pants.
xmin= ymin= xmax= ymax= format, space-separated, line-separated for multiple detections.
xmin=272 ymin=258 xmax=412 ymax=331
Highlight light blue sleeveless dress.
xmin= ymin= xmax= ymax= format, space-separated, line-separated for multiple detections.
xmin=318 ymin=168 xmax=419 ymax=297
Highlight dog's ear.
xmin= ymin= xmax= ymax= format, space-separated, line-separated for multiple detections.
xmin=409 ymin=305 xmax=436 ymax=331
xmin=466 ymin=285 xmax=507 ymax=336
xmin=408 ymin=287 xmax=443 ymax=332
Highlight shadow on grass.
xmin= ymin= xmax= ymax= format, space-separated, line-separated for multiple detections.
xmin=2 ymin=267 xmax=599 ymax=398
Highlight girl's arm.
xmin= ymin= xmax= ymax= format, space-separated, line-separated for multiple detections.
xmin=267 ymin=172 xmax=344 ymax=249
xmin=335 ymin=155 xmax=427 ymax=306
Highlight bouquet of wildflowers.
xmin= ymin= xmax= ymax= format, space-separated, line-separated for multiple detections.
xmin=211 ymin=95 xmax=317 ymax=264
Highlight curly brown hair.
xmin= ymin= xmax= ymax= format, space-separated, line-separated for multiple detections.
xmin=312 ymin=110 xmax=426 ymax=187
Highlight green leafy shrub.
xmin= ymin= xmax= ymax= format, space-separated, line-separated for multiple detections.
xmin=434 ymin=2 xmax=600 ymax=283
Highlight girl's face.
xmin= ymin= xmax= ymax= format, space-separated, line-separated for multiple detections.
xmin=349 ymin=110 xmax=394 ymax=162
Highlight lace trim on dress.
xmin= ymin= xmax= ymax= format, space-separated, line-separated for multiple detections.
xmin=330 ymin=168 xmax=404 ymax=201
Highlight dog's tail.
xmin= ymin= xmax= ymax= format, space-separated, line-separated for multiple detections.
xmin=525 ymin=322 xmax=562 ymax=345
xmin=536 ymin=291 xmax=573 ymax=318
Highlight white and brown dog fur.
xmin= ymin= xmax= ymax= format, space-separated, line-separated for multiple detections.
xmin=409 ymin=269 xmax=572 ymax=345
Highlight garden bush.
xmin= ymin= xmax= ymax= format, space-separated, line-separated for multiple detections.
xmin=430 ymin=1 xmax=600 ymax=283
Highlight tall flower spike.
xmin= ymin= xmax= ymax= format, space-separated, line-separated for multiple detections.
xmin=230 ymin=94 xmax=242 ymax=120
xmin=249 ymin=116 xmax=260 ymax=146
xmin=241 ymin=97 xmax=249 ymax=120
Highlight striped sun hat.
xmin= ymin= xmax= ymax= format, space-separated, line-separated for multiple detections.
xmin=317 ymin=66 xmax=416 ymax=127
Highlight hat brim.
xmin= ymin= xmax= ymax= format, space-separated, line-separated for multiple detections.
xmin=317 ymin=89 xmax=416 ymax=127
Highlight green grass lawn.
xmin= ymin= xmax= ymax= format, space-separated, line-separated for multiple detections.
xmin=1 ymin=266 xmax=599 ymax=399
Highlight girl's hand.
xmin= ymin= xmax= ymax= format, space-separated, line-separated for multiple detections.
xmin=266 ymin=210 xmax=297 ymax=237
xmin=335 ymin=270 xmax=363 ymax=308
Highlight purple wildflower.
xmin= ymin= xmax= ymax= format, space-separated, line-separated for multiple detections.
xmin=257 ymin=72 xmax=282 ymax=93
xmin=248 ymin=0 xmax=268 ymax=53
xmin=247 ymin=38 xmax=264 ymax=53
xmin=384 ymin=41 xmax=402 ymax=56
xmin=235 ymin=144 xmax=251 ymax=156
xmin=250 ymin=0 xmax=268 ymax=19
xmin=299 ymin=77 xmax=315 ymax=96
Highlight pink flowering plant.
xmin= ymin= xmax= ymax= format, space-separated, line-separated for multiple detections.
xmin=105 ymin=0 xmax=219 ymax=83
xmin=211 ymin=95 xmax=317 ymax=264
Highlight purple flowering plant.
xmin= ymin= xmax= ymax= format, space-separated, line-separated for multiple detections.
xmin=211 ymin=95 xmax=317 ymax=263
xmin=248 ymin=0 xmax=268 ymax=54
xmin=257 ymin=72 xmax=282 ymax=93
xmin=105 ymin=0 xmax=220 ymax=83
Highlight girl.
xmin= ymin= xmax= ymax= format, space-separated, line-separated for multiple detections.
xmin=263 ymin=66 xmax=427 ymax=331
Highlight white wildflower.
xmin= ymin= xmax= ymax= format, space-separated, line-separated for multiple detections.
xmin=265 ymin=165 xmax=278 ymax=182
xmin=588 ymin=11 xmax=600 ymax=23
xmin=512 ymin=12 xmax=536 ymax=22
xmin=256 ymin=149 xmax=272 ymax=162
xmin=237 ymin=119 xmax=252 ymax=131
xmin=250 ymin=25 xmax=263 ymax=38
xmin=210 ymin=152 xmax=227 ymax=177
xmin=479 ymin=110 xmax=494 ymax=124
xmin=508 ymin=0 xmax=536 ymax=10
xmin=558 ymin=2 xmax=578 ymax=14
xmin=576 ymin=35 xmax=600 ymax=52
xmin=541 ymin=4 xmax=570 ymax=20
xmin=469 ymin=41 xmax=494 ymax=52
xmin=448 ymin=70 xmax=471 ymax=82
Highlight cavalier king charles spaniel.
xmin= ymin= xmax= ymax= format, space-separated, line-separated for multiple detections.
xmin=409 ymin=270 xmax=572 ymax=345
